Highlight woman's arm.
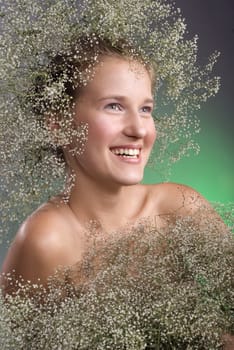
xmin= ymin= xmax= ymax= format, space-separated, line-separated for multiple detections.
xmin=0 ymin=210 xmax=77 ymax=296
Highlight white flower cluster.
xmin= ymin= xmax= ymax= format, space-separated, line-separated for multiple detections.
xmin=0 ymin=0 xmax=220 ymax=249
xmin=0 ymin=212 xmax=233 ymax=349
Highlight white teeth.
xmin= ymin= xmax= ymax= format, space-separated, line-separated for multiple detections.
xmin=111 ymin=148 xmax=140 ymax=156
xmin=122 ymin=154 xmax=137 ymax=158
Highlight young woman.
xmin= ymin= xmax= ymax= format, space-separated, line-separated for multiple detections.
xmin=0 ymin=0 xmax=232 ymax=346
xmin=0 ymin=39 xmax=226 ymax=294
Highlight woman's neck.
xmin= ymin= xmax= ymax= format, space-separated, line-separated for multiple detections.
xmin=66 ymin=174 xmax=145 ymax=232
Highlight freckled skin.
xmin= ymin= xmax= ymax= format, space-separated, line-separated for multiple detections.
xmin=0 ymin=57 xmax=228 ymax=297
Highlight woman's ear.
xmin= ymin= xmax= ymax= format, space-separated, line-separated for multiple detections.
xmin=45 ymin=114 xmax=65 ymax=146
xmin=45 ymin=111 xmax=88 ymax=157
xmin=45 ymin=113 xmax=61 ymax=131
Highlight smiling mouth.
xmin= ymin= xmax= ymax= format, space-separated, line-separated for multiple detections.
xmin=110 ymin=148 xmax=140 ymax=159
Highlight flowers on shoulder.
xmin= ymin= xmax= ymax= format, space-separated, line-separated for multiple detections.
xmin=1 ymin=212 xmax=233 ymax=349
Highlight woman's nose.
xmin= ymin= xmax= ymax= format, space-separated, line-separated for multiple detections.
xmin=123 ymin=112 xmax=147 ymax=139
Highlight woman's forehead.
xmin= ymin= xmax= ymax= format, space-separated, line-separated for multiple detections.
xmin=95 ymin=55 xmax=152 ymax=77
xmin=78 ymin=55 xmax=153 ymax=96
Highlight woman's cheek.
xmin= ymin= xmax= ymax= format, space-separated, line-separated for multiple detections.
xmin=148 ymin=121 xmax=157 ymax=146
xmin=88 ymin=119 xmax=114 ymax=142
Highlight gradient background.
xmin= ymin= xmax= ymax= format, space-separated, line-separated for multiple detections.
xmin=144 ymin=0 xmax=234 ymax=204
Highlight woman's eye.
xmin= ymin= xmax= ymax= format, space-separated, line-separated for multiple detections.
xmin=141 ymin=106 xmax=152 ymax=114
xmin=105 ymin=103 xmax=122 ymax=111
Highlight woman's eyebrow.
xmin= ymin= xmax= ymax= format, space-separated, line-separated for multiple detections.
xmin=97 ymin=95 xmax=127 ymax=102
xmin=97 ymin=95 xmax=154 ymax=104
xmin=143 ymin=98 xmax=154 ymax=104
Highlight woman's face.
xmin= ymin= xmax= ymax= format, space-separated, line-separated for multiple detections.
xmin=71 ymin=55 xmax=156 ymax=188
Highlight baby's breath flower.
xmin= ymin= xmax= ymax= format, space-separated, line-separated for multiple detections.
xmin=0 ymin=211 xmax=233 ymax=349
xmin=1 ymin=2 xmax=231 ymax=348
xmin=0 ymin=0 xmax=220 ymax=243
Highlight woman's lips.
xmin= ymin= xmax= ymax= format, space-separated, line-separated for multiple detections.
xmin=110 ymin=147 xmax=142 ymax=163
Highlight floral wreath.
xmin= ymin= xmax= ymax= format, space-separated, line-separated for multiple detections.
xmin=0 ymin=0 xmax=220 ymax=242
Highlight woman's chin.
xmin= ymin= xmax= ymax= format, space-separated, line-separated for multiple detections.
xmin=113 ymin=173 xmax=144 ymax=186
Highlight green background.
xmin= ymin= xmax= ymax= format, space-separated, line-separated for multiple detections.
xmin=144 ymin=0 xmax=233 ymax=204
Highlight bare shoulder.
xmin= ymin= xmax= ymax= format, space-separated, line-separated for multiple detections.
xmin=154 ymin=182 xmax=209 ymax=214
xmin=1 ymin=201 xmax=82 ymax=293
xmin=149 ymin=182 xmax=228 ymax=231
